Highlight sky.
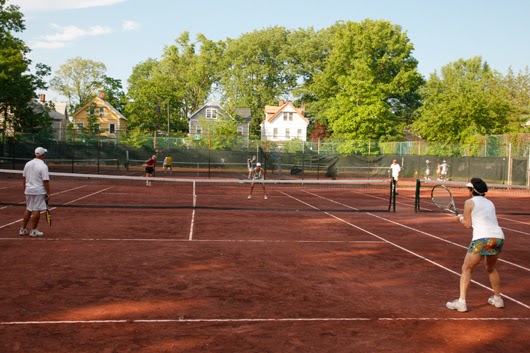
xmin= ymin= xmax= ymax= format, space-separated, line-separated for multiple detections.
xmin=8 ymin=0 xmax=530 ymax=102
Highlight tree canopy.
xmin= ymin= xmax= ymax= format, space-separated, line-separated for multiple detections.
xmin=0 ymin=0 xmax=51 ymax=136
xmin=412 ymin=56 xmax=512 ymax=143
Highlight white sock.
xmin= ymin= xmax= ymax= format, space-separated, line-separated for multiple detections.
xmin=458 ymin=298 xmax=466 ymax=304
xmin=494 ymin=295 xmax=502 ymax=301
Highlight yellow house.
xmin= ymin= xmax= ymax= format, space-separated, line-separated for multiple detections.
xmin=72 ymin=93 xmax=127 ymax=137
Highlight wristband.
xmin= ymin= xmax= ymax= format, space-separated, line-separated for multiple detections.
xmin=459 ymin=216 xmax=464 ymax=223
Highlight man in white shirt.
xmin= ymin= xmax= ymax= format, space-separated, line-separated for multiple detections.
xmin=20 ymin=147 xmax=50 ymax=237
xmin=389 ymin=159 xmax=401 ymax=195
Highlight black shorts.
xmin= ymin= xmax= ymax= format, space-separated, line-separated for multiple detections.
xmin=146 ymin=167 xmax=154 ymax=174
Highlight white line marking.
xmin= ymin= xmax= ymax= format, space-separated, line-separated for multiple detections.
xmin=285 ymin=190 xmax=530 ymax=310
xmin=0 ymin=237 xmax=385 ymax=244
xmin=189 ymin=208 xmax=196 ymax=241
xmin=1 ymin=317 xmax=528 ymax=325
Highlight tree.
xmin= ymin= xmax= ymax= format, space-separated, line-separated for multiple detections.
xmin=413 ymin=56 xmax=511 ymax=143
xmin=0 ymin=0 xmax=51 ymax=138
xmin=218 ymin=27 xmax=298 ymax=135
xmin=308 ymin=20 xmax=423 ymax=146
xmin=50 ymin=57 xmax=107 ymax=112
xmin=502 ymin=66 xmax=530 ymax=132
xmin=126 ymin=32 xmax=222 ymax=133
xmin=100 ymin=75 xmax=127 ymax=113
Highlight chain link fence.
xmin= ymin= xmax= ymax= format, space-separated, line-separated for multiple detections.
xmin=1 ymin=130 xmax=529 ymax=185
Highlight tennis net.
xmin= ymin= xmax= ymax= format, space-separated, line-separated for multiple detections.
xmin=0 ymin=169 xmax=394 ymax=212
xmin=414 ymin=179 xmax=530 ymax=215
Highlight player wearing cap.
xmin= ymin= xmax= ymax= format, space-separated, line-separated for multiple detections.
xmin=145 ymin=155 xmax=157 ymax=186
xmin=20 ymin=147 xmax=50 ymax=237
xmin=446 ymin=177 xmax=505 ymax=312
xmin=248 ymin=162 xmax=267 ymax=200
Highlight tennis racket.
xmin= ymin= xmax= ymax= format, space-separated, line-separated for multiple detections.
xmin=431 ymin=185 xmax=459 ymax=215
xmin=45 ymin=198 xmax=52 ymax=226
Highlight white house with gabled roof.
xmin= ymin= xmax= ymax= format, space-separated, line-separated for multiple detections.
xmin=261 ymin=100 xmax=309 ymax=142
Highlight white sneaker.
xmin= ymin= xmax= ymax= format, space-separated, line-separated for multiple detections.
xmin=264 ymin=195 xmax=268 ymax=200
xmin=488 ymin=296 xmax=504 ymax=308
xmin=446 ymin=299 xmax=467 ymax=312
xmin=19 ymin=228 xmax=28 ymax=236
xmin=30 ymin=229 xmax=44 ymax=237
xmin=247 ymin=195 xmax=251 ymax=199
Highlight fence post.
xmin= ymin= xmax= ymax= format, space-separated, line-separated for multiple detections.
xmin=507 ymin=143 xmax=512 ymax=185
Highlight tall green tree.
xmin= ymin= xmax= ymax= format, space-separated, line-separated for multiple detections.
xmin=0 ymin=0 xmax=51 ymax=137
xmin=308 ymin=20 xmax=423 ymax=145
xmin=100 ymin=75 xmax=127 ymax=113
xmin=413 ymin=56 xmax=511 ymax=143
xmin=218 ymin=27 xmax=298 ymax=135
xmin=502 ymin=66 xmax=530 ymax=132
xmin=126 ymin=32 xmax=222 ymax=133
xmin=50 ymin=56 xmax=107 ymax=112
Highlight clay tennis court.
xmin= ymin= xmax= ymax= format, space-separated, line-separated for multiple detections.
xmin=1 ymin=171 xmax=529 ymax=352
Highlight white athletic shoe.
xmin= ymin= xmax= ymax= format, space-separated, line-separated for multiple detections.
xmin=19 ymin=228 xmax=28 ymax=236
xmin=247 ymin=195 xmax=251 ymax=199
xmin=488 ymin=296 xmax=504 ymax=308
xmin=264 ymin=195 xmax=268 ymax=200
xmin=30 ymin=229 xmax=44 ymax=237
xmin=446 ymin=299 xmax=467 ymax=312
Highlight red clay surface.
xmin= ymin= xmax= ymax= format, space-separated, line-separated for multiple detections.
xmin=0 ymin=177 xmax=529 ymax=352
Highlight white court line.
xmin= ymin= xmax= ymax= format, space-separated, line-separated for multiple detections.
xmin=305 ymin=190 xmax=530 ymax=273
xmin=188 ymin=209 xmax=196 ymax=240
xmin=283 ymin=190 xmax=530 ymax=310
xmin=0 ymin=237 xmax=384 ymax=244
xmin=0 ymin=186 xmax=111 ymax=230
xmin=501 ymin=227 xmax=530 ymax=236
xmin=498 ymin=217 xmax=530 ymax=226
xmin=1 ymin=317 xmax=528 ymax=326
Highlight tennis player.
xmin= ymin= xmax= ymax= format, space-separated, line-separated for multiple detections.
xmin=145 ymin=155 xmax=156 ymax=186
xmin=248 ymin=162 xmax=267 ymax=200
xmin=163 ymin=154 xmax=172 ymax=174
xmin=388 ymin=159 xmax=401 ymax=195
xmin=20 ymin=147 xmax=50 ymax=237
xmin=446 ymin=177 xmax=505 ymax=312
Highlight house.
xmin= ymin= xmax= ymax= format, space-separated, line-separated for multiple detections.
xmin=72 ymin=93 xmax=127 ymax=137
xmin=261 ymin=100 xmax=309 ymax=142
xmin=34 ymin=94 xmax=70 ymax=139
xmin=188 ymin=101 xmax=251 ymax=137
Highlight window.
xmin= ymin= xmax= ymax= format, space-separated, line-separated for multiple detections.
xmin=273 ymin=128 xmax=278 ymax=138
xmin=206 ymin=108 xmax=218 ymax=119
xmin=77 ymin=122 xmax=84 ymax=128
xmin=109 ymin=124 xmax=116 ymax=134
xmin=99 ymin=107 xmax=105 ymax=116
xmin=297 ymin=129 xmax=302 ymax=138
xmin=196 ymin=127 xmax=202 ymax=134
xmin=237 ymin=127 xmax=244 ymax=135
xmin=93 ymin=123 xmax=100 ymax=132
xmin=283 ymin=112 xmax=293 ymax=121
xmin=285 ymin=128 xmax=290 ymax=138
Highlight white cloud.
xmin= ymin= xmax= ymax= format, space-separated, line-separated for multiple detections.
xmin=122 ymin=20 xmax=140 ymax=32
xmin=10 ymin=0 xmax=127 ymax=12
xmin=32 ymin=40 xmax=68 ymax=49
xmin=30 ymin=23 xmax=113 ymax=49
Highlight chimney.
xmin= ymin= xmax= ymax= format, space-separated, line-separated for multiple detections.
xmin=39 ymin=94 xmax=45 ymax=102
xmin=279 ymin=100 xmax=285 ymax=106
xmin=99 ymin=92 xmax=105 ymax=100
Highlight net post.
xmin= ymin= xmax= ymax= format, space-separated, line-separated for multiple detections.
xmin=414 ymin=178 xmax=421 ymax=213
xmin=392 ymin=177 xmax=397 ymax=212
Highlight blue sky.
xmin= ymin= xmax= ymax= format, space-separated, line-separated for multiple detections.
xmin=10 ymin=0 xmax=530 ymax=102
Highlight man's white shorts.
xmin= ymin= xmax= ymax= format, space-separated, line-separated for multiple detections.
xmin=25 ymin=194 xmax=46 ymax=212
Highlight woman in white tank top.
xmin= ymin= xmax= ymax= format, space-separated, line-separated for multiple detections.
xmin=446 ymin=178 xmax=505 ymax=312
